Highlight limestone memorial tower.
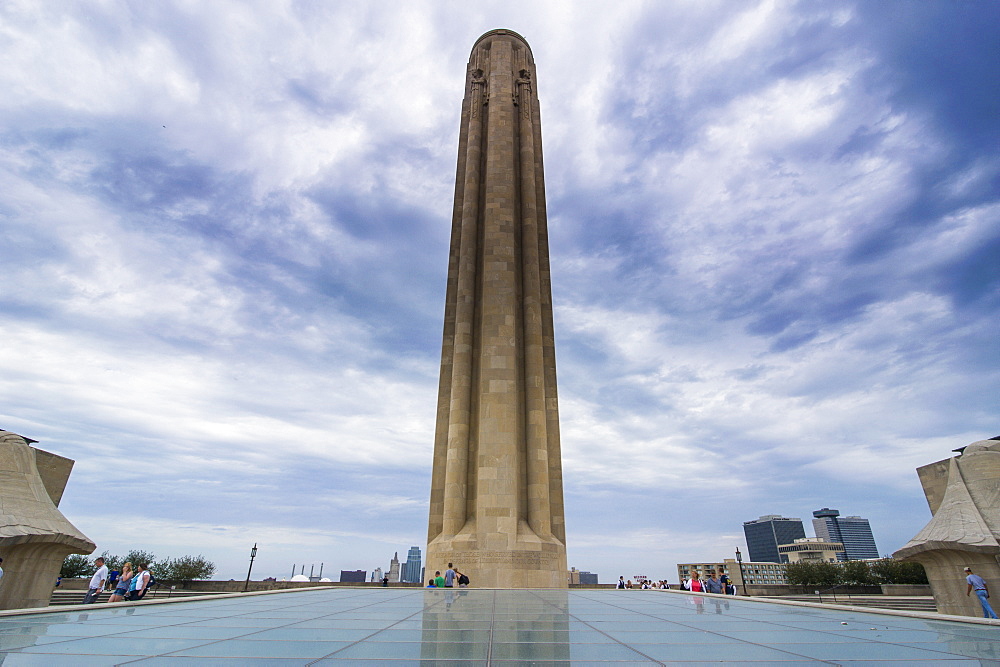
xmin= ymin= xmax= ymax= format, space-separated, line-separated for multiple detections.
xmin=426 ymin=29 xmax=567 ymax=588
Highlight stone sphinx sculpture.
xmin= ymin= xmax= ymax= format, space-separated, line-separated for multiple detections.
xmin=894 ymin=437 xmax=1000 ymax=617
xmin=0 ymin=430 xmax=95 ymax=610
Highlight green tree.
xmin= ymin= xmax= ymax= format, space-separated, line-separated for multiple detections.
xmin=785 ymin=561 xmax=841 ymax=588
xmin=870 ymin=558 xmax=928 ymax=585
xmin=158 ymin=555 xmax=216 ymax=582
xmin=840 ymin=560 xmax=875 ymax=586
xmin=784 ymin=562 xmax=810 ymax=586
xmin=895 ymin=561 xmax=929 ymax=585
xmin=123 ymin=550 xmax=157 ymax=570
xmin=96 ymin=550 xmax=123 ymax=572
xmin=60 ymin=554 xmax=92 ymax=578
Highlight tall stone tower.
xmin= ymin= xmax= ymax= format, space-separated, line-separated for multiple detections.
xmin=426 ymin=29 xmax=567 ymax=588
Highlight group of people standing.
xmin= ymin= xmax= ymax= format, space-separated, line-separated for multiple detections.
xmin=426 ymin=563 xmax=470 ymax=588
xmin=82 ymin=557 xmax=153 ymax=604
xmin=616 ymin=577 xmax=670 ymax=589
xmin=615 ymin=571 xmax=738 ymax=595
xmin=682 ymin=570 xmax=736 ymax=595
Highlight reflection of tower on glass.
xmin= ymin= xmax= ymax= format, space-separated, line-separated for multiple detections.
xmin=426 ymin=29 xmax=567 ymax=588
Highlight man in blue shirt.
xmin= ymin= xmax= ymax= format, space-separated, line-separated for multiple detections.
xmin=704 ymin=571 xmax=724 ymax=594
xmin=964 ymin=567 xmax=998 ymax=619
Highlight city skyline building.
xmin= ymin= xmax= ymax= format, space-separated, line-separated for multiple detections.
xmin=401 ymin=546 xmax=422 ymax=584
xmin=567 ymin=568 xmax=599 ymax=585
xmin=813 ymin=508 xmax=879 ymax=560
xmin=388 ymin=552 xmax=400 ymax=582
xmin=340 ymin=570 xmax=366 ymax=583
xmin=777 ymin=537 xmax=846 ymax=563
xmin=743 ymin=515 xmax=806 ymax=563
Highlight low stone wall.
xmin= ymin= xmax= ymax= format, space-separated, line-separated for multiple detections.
xmin=58 ymin=580 xmax=928 ymax=595
xmin=181 ymin=581 xmax=424 ymax=592
xmin=747 ymin=584 xmax=931 ymax=597
xmin=55 ymin=579 xmax=427 ymax=593
xmin=747 ymin=584 xmax=883 ymax=596
xmin=54 ymin=579 xmax=90 ymax=591
xmin=880 ymin=584 xmax=932 ymax=596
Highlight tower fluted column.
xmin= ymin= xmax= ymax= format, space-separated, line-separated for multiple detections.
xmin=427 ymin=29 xmax=567 ymax=588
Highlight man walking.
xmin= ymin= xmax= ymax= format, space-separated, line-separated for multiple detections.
xmin=82 ymin=557 xmax=107 ymax=604
xmin=444 ymin=563 xmax=456 ymax=588
xmin=965 ymin=566 xmax=998 ymax=619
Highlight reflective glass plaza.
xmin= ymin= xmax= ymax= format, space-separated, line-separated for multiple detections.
xmin=0 ymin=587 xmax=998 ymax=664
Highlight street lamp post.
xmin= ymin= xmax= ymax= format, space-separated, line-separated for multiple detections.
xmin=735 ymin=547 xmax=747 ymax=596
xmin=243 ymin=543 xmax=258 ymax=593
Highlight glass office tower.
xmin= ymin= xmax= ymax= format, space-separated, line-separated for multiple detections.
xmin=401 ymin=546 xmax=422 ymax=583
xmin=743 ymin=515 xmax=806 ymax=563
xmin=813 ymin=508 xmax=879 ymax=560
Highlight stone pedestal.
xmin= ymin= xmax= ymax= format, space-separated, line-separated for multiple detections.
xmin=0 ymin=430 xmax=95 ymax=610
xmin=426 ymin=30 xmax=567 ymax=588
xmin=894 ymin=438 xmax=1000 ymax=617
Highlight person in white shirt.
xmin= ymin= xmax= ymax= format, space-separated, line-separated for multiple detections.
xmin=82 ymin=557 xmax=108 ymax=604
xmin=129 ymin=564 xmax=151 ymax=601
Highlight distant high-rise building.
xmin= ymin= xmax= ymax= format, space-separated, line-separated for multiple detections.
xmin=388 ymin=552 xmax=401 ymax=582
xmin=743 ymin=515 xmax=806 ymax=563
xmin=812 ymin=508 xmax=879 ymax=560
xmin=568 ymin=568 xmax=600 ymax=586
xmin=778 ymin=537 xmax=845 ymax=563
xmin=371 ymin=567 xmax=383 ymax=582
xmin=401 ymin=547 xmax=422 ymax=583
xmin=340 ymin=570 xmax=366 ymax=583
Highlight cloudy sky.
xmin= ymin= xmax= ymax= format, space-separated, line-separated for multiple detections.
xmin=2 ymin=0 xmax=997 ymax=583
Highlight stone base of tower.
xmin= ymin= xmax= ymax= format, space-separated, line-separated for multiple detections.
xmin=427 ymin=529 xmax=567 ymax=588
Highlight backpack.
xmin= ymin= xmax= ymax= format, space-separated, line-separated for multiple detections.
xmin=458 ymin=573 xmax=470 ymax=586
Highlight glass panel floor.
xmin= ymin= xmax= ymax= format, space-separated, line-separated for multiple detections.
xmin=0 ymin=588 xmax=997 ymax=665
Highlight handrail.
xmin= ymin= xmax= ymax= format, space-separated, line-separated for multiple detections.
xmin=815 ymin=583 xmax=855 ymax=604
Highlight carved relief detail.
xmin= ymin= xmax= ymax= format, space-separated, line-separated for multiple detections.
xmin=469 ymin=68 xmax=486 ymax=118
xmin=515 ymin=68 xmax=532 ymax=119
